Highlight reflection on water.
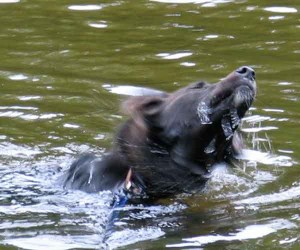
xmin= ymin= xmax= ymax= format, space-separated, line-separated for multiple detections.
xmin=103 ymin=84 xmax=165 ymax=96
xmin=156 ymin=52 xmax=193 ymax=60
xmin=68 ymin=5 xmax=103 ymax=11
xmin=151 ymin=0 xmax=233 ymax=5
xmin=0 ymin=0 xmax=19 ymax=3
xmin=167 ymin=219 xmax=296 ymax=248
xmin=236 ymin=185 xmax=300 ymax=206
xmin=264 ymin=7 xmax=298 ymax=13
xmin=0 ymin=0 xmax=299 ymax=249
xmin=88 ymin=21 xmax=108 ymax=29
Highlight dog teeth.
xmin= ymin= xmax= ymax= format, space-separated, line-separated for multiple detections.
xmin=204 ymin=138 xmax=216 ymax=154
xmin=230 ymin=109 xmax=240 ymax=129
xmin=221 ymin=116 xmax=234 ymax=140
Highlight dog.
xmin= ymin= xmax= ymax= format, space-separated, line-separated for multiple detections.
xmin=63 ymin=66 xmax=256 ymax=199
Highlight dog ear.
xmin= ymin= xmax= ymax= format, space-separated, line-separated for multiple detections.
xmin=122 ymin=95 xmax=165 ymax=115
xmin=122 ymin=95 xmax=166 ymax=129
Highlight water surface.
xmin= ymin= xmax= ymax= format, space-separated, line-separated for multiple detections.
xmin=0 ymin=0 xmax=299 ymax=249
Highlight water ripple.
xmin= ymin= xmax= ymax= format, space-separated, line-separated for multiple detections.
xmin=166 ymin=219 xmax=296 ymax=248
xmin=237 ymin=189 xmax=300 ymax=208
xmin=4 ymin=234 xmax=102 ymax=250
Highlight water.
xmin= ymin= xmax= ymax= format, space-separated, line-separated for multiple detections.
xmin=0 ymin=0 xmax=299 ymax=249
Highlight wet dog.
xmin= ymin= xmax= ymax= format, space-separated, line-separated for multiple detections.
xmin=63 ymin=66 xmax=256 ymax=198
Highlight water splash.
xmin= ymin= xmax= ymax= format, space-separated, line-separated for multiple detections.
xmin=197 ymin=101 xmax=212 ymax=124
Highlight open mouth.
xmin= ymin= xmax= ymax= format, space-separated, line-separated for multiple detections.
xmin=197 ymin=84 xmax=255 ymax=126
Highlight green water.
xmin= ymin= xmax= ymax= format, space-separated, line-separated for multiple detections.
xmin=0 ymin=0 xmax=299 ymax=249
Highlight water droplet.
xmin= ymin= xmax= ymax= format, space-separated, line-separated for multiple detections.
xmin=197 ymin=101 xmax=212 ymax=124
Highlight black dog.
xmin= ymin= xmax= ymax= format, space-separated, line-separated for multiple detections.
xmin=63 ymin=66 xmax=256 ymax=198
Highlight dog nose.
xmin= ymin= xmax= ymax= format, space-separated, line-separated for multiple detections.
xmin=236 ymin=66 xmax=255 ymax=81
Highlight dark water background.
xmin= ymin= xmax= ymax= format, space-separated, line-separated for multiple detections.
xmin=0 ymin=0 xmax=299 ymax=249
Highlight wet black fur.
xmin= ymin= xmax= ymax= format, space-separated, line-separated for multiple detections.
xmin=63 ymin=67 xmax=256 ymax=198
